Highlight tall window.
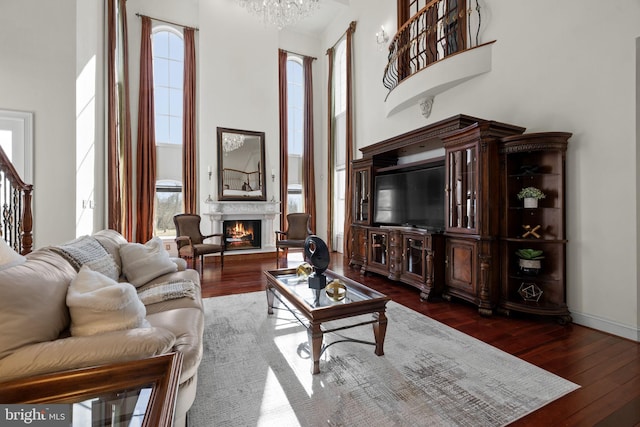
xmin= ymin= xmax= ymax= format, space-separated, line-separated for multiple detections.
xmin=331 ymin=40 xmax=347 ymax=252
xmin=152 ymin=28 xmax=183 ymax=236
xmin=286 ymin=56 xmax=305 ymax=213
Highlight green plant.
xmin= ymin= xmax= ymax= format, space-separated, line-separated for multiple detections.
xmin=515 ymin=248 xmax=544 ymax=260
xmin=517 ymin=186 xmax=546 ymax=200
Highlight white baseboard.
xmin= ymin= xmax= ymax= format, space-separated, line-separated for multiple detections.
xmin=571 ymin=311 xmax=639 ymax=342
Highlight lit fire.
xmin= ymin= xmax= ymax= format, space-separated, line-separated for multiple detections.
xmin=226 ymin=221 xmax=254 ymax=240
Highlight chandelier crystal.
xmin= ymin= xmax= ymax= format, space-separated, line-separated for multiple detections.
xmin=238 ymin=0 xmax=320 ymax=30
xmin=222 ymin=133 xmax=245 ymax=152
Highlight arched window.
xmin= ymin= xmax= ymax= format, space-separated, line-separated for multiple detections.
xmin=152 ymin=28 xmax=184 ymax=145
xmin=331 ymin=39 xmax=347 ymax=251
xmin=152 ymin=27 xmax=183 ymax=236
xmin=286 ymin=56 xmax=304 ymax=213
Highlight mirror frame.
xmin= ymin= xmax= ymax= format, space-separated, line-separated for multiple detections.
xmin=217 ymin=127 xmax=266 ymax=201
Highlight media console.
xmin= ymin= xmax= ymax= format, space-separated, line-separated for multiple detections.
xmin=350 ymin=114 xmax=572 ymax=322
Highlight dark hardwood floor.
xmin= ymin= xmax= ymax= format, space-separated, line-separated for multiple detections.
xmin=200 ymin=252 xmax=640 ymax=427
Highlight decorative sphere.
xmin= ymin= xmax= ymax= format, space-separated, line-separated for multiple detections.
xmin=296 ymin=262 xmax=313 ymax=278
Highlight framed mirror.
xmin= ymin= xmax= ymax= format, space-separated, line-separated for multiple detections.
xmin=217 ymin=127 xmax=266 ymax=201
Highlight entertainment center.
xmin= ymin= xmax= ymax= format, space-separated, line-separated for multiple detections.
xmin=350 ymin=114 xmax=572 ymax=322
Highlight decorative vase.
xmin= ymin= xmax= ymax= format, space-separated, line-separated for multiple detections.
xmin=523 ymin=197 xmax=538 ymax=208
xmin=519 ymin=258 xmax=541 ymax=276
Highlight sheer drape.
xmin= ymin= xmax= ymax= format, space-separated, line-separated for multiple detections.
xmin=325 ymin=46 xmax=335 ymax=252
xmin=343 ymin=21 xmax=356 ymax=256
xmin=182 ymin=28 xmax=197 ymax=214
xmin=135 ymin=16 xmax=156 ymax=243
xmin=107 ymin=0 xmax=133 ymax=240
xmin=278 ymin=49 xmax=289 ymax=230
xmin=303 ymin=56 xmax=316 ymax=233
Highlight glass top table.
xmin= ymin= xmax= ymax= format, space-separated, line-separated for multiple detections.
xmin=264 ymin=268 xmax=390 ymax=374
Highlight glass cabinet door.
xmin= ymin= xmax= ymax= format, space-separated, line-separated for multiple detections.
xmin=404 ymin=237 xmax=424 ymax=277
xmin=354 ymin=168 xmax=370 ymax=223
xmin=369 ymin=232 xmax=388 ymax=266
xmin=447 ymin=146 xmax=477 ymax=231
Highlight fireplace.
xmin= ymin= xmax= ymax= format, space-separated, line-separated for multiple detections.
xmin=223 ymin=220 xmax=261 ymax=251
xmin=205 ymin=201 xmax=280 ymax=254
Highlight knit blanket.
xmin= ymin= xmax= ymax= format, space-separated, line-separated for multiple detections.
xmin=137 ymin=279 xmax=197 ymax=305
xmin=51 ymin=235 xmax=120 ymax=281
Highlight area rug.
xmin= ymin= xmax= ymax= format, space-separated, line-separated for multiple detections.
xmin=189 ymin=292 xmax=579 ymax=426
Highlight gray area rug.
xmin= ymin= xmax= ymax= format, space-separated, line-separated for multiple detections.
xmin=190 ymin=292 xmax=579 ymax=426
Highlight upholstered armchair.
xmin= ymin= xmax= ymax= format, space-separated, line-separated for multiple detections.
xmin=275 ymin=213 xmax=313 ymax=267
xmin=173 ymin=214 xmax=224 ymax=271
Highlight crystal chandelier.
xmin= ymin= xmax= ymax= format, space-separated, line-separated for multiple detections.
xmin=237 ymin=0 xmax=320 ymax=30
xmin=222 ymin=133 xmax=245 ymax=152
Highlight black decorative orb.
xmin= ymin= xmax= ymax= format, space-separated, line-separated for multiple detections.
xmin=304 ymin=235 xmax=329 ymax=276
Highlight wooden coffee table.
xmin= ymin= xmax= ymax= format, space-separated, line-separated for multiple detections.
xmin=264 ymin=268 xmax=391 ymax=374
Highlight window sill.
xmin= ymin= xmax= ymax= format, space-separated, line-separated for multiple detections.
xmin=384 ymin=41 xmax=495 ymax=118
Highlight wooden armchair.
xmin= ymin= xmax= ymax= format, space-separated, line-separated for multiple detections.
xmin=173 ymin=214 xmax=224 ymax=271
xmin=275 ymin=213 xmax=313 ymax=267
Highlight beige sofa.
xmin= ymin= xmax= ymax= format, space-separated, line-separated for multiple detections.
xmin=0 ymin=229 xmax=203 ymax=427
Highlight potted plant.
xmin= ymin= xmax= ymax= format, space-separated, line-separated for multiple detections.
xmin=515 ymin=248 xmax=544 ymax=275
xmin=517 ymin=186 xmax=546 ymax=208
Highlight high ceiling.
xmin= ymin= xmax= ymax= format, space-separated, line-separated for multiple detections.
xmin=284 ymin=0 xmax=349 ymax=35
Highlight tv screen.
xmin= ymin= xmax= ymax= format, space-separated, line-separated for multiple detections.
xmin=373 ymin=165 xmax=445 ymax=231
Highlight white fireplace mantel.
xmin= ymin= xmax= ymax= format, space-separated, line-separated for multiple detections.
xmin=204 ymin=201 xmax=281 ymax=253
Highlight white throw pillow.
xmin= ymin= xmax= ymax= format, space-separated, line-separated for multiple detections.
xmin=0 ymin=238 xmax=26 ymax=271
xmin=119 ymin=237 xmax=177 ymax=287
xmin=66 ymin=265 xmax=150 ymax=337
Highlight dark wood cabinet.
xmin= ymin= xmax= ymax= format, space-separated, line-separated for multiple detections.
xmin=367 ymin=228 xmax=390 ymax=276
xmin=498 ymin=132 xmax=572 ymax=323
xmin=441 ymin=121 xmax=525 ymax=314
xmin=400 ymin=229 xmax=444 ymax=300
xmin=350 ymin=224 xmax=368 ymax=269
xmin=348 ymin=115 xmax=571 ymax=322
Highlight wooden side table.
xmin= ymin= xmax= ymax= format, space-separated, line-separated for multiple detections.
xmin=0 ymin=352 xmax=182 ymax=427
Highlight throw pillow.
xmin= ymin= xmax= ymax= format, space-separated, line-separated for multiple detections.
xmin=119 ymin=237 xmax=177 ymax=287
xmin=0 ymin=238 xmax=26 ymax=271
xmin=51 ymin=235 xmax=120 ymax=281
xmin=66 ymin=265 xmax=150 ymax=337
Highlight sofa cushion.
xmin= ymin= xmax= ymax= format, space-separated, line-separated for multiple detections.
xmin=92 ymin=229 xmax=128 ymax=273
xmin=51 ymin=235 xmax=120 ymax=281
xmin=119 ymin=237 xmax=177 ymax=287
xmin=141 ymin=269 xmax=203 ymax=313
xmin=66 ymin=265 xmax=150 ymax=337
xmin=0 ymin=249 xmax=76 ymax=359
xmin=0 ymin=238 xmax=26 ymax=271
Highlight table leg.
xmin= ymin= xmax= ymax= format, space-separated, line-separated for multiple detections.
xmin=266 ymin=287 xmax=274 ymax=315
xmin=372 ymin=311 xmax=387 ymax=356
xmin=307 ymin=322 xmax=323 ymax=374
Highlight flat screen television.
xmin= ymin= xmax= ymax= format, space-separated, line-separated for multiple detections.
xmin=373 ymin=163 xmax=445 ymax=231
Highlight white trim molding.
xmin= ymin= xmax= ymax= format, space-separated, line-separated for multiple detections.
xmin=0 ymin=109 xmax=34 ymax=184
xmin=571 ymin=310 xmax=640 ymax=342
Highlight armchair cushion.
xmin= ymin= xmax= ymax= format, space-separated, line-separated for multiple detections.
xmin=66 ymin=266 xmax=150 ymax=337
xmin=119 ymin=237 xmax=177 ymax=287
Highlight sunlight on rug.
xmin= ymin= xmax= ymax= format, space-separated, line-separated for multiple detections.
xmin=189 ymin=292 xmax=579 ymax=426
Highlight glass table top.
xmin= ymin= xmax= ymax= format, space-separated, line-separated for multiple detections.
xmin=275 ymin=273 xmax=372 ymax=308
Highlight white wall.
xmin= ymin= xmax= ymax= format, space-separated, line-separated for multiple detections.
xmin=0 ymin=0 xmax=77 ymax=247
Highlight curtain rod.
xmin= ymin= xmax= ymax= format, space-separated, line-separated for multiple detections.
xmin=327 ymin=20 xmax=357 ymax=53
xmin=136 ymin=13 xmax=199 ymax=31
xmin=283 ymin=49 xmax=317 ymax=61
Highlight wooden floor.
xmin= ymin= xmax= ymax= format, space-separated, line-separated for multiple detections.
xmin=200 ymin=252 xmax=640 ymax=427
